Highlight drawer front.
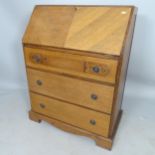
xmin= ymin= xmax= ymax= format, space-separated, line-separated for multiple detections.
xmin=30 ymin=92 xmax=110 ymax=137
xmin=27 ymin=68 xmax=114 ymax=114
xmin=85 ymin=62 xmax=110 ymax=76
xmin=24 ymin=47 xmax=118 ymax=84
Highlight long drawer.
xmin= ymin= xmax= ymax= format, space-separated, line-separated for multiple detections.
xmin=27 ymin=68 xmax=114 ymax=114
xmin=24 ymin=47 xmax=118 ymax=84
xmin=30 ymin=92 xmax=110 ymax=137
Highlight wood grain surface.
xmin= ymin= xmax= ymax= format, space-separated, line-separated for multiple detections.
xmin=24 ymin=47 xmax=118 ymax=84
xmin=30 ymin=92 xmax=110 ymax=137
xmin=27 ymin=68 xmax=114 ymax=114
xmin=23 ymin=6 xmax=132 ymax=56
xmin=109 ymin=7 xmax=137 ymax=137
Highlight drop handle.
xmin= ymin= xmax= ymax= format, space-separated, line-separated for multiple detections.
xmin=32 ymin=54 xmax=42 ymax=63
xmin=92 ymin=66 xmax=100 ymax=73
xmin=36 ymin=80 xmax=42 ymax=86
xmin=39 ymin=103 xmax=45 ymax=109
xmin=90 ymin=119 xmax=96 ymax=125
xmin=91 ymin=94 xmax=98 ymax=100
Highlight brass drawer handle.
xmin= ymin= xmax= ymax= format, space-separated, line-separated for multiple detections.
xmin=39 ymin=103 xmax=45 ymax=109
xmin=36 ymin=80 xmax=42 ymax=86
xmin=32 ymin=54 xmax=42 ymax=63
xmin=90 ymin=119 xmax=96 ymax=125
xmin=92 ymin=66 xmax=100 ymax=73
xmin=91 ymin=94 xmax=98 ymax=100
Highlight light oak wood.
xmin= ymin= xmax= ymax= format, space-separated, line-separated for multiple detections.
xmin=24 ymin=44 xmax=119 ymax=59
xmin=23 ymin=6 xmax=75 ymax=47
xmin=30 ymin=92 xmax=110 ymax=137
xmin=24 ymin=47 xmax=118 ymax=84
xmin=65 ymin=7 xmax=132 ymax=55
xmin=23 ymin=6 xmax=132 ymax=56
xmin=29 ymin=110 xmax=113 ymax=150
xmin=109 ymin=7 xmax=137 ymax=137
xmin=22 ymin=5 xmax=137 ymax=150
xmin=85 ymin=62 xmax=110 ymax=76
xmin=27 ymin=68 xmax=114 ymax=114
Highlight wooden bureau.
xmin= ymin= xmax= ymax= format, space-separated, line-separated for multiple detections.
xmin=22 ymin=5 xmax=137 ymax=150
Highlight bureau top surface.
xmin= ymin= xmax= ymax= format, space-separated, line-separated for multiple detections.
xmin=23 ymin=5 xmax=135 ymax=56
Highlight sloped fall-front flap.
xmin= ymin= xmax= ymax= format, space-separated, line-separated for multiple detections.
xmin=23 ymin=5 xmax=133 ymax=56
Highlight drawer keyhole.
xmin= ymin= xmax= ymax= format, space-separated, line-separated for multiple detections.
xmin=36 ymin=80 xmax=42 ymax=86
xmin=90 ymin=119 xmax=96 ymax=125
xmin=91 ymin=94 xmax=98 ymax=100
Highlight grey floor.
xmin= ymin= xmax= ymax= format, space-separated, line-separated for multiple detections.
xmin=0 ymin=83 xmax=155 ymax=155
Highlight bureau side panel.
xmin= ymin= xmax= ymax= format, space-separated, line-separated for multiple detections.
xmin=109 ymin=7 xmax=137 ymax=137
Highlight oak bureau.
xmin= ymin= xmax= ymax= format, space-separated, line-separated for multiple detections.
xmin=22 ymin=5 xmax=137 ymax=150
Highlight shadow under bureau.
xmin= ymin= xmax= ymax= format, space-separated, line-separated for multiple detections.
xmin=22 ymin=5 xmax=137 ymax=150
